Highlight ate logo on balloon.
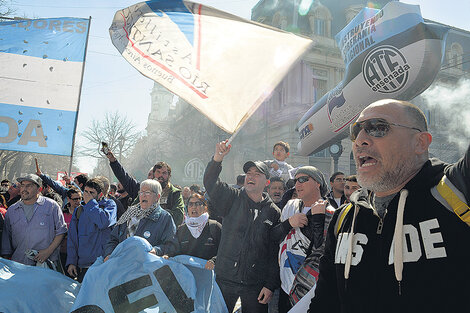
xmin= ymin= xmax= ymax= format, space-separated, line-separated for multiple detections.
xmin=362 ymin=45 xmax=411 ymax=94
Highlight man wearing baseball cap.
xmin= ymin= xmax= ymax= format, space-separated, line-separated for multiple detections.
xmin=1 ymin=174 xmax=67 ymax=269
xmin=204 ymin=140 xmax=281 ymax=313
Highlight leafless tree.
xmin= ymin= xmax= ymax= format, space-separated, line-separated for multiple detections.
xmin=79 ymin=112 xmax=141 ymax=178
xmin=80 ymin=112 xmax=141 ymax=161
xmin=0 ymin=0 xmax=15 ymax=20
xmin=0 ymin=150 xmax=79 ymax=180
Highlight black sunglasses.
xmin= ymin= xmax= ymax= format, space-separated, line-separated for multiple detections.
xmin=350 ymin=118 xmax=422 ymax=142
xmin=294 ymin=176 xmax=310 ymax=184
xmin=188 ymin=201 xmax=204 ymax=207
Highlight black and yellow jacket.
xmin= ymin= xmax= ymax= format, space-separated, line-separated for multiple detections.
xmin=309 ymin=145 xmax=470 ymax=313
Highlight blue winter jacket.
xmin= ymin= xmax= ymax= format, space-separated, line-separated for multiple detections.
xmin=66 ymin=198 xmax=117 ymax=268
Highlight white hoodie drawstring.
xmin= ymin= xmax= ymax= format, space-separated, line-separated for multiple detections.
xmin=393 ymin=189 xmax=408 ymax=295
xmin=344 ymin=189 xmax=409 ymax=295
xmin=344 ymin=204 xmax=359 ymax=280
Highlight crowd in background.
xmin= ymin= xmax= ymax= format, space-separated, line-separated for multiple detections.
xmin=0 ymin=138 xmax=358 ymax=313
xmin=1 ymin=99 xmax=469 ymax=313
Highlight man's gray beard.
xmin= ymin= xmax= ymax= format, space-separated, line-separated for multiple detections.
xmin=357 ymin=156 xmax=416 ymax=193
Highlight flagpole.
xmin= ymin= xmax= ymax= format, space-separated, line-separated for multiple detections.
xmin=227 ymin=127 xmax=241 ymax=145
xmin=69 ymin=16 xmax=92 ymax=174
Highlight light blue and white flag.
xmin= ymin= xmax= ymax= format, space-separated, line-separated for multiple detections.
xmin=110 ymin=1 xmax=312 ymax=134
xmin=0 ymin=18 xmax=89 ymax=156
xmin=70 ymin=236 xmax=228 ymax=313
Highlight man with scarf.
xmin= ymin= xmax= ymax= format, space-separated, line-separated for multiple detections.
xmin=105 ymin=149 xmax=184 ymax=226
xmin=104 ymin=179 xmax=177 ymax=260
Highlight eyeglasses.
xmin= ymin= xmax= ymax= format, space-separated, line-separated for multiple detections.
xmin=188 ymin=201 xmax=204 ymax=207
xmin=350 ymin=118 xmax=422 ymax=142
xmin=69 ymin=197 xmax=82 ymax=201
xmin=294 ymin=176 xmax=310 ymax=184
xmin=138 ymin=191 xmax=155 ymax=196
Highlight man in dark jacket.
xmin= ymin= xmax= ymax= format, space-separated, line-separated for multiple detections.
xmin=104 ymin=150 xmax=184 ymax=226
xmin=309 ymin=99 xmax=470 ymax=313
xmin=204 ymin=140 xmax=281 ymax=313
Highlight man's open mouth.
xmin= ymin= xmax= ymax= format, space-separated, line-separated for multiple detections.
xmin=358 ymin=155 xmax=377 ymax=167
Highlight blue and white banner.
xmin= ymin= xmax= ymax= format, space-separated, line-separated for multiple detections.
xmin=0 ymin=18 xmax=89 ymax=156
xmin=0 ymin=258 xmax=80 ymax=313
xmin=70 ymin=237 xmax=228 ymax=313
xmin=110 ymin=1 xmax=312 ymax=134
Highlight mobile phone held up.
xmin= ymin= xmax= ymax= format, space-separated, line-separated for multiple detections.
xmin=101 ymin=142 xmax=110 ymax=155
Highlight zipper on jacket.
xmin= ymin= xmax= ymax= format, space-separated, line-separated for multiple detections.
xmin=376 ymin=218 xmax=384 ymax=234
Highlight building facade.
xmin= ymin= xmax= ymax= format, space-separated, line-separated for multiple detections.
xmin=144 ymin=0 xmax=470 ymax=186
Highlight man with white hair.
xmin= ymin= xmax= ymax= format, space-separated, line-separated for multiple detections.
xmin=309 ymin=99 xmax=470 ymax=313
xmin=104 ymin=179 xmax=177 ymax=259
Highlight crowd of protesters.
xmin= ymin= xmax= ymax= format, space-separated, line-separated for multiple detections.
xmin=0 ymin=99 xmax=469 ymax=313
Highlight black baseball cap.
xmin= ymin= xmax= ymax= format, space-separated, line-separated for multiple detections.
xmin=243 ymin=161 xmax=270 ymax=179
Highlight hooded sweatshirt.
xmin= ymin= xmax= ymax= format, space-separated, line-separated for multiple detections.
xmin=309 ymin=147 xmax=470 ymax=313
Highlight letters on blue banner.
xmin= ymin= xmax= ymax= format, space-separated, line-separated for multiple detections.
xmin=70 ymin=236 xmax=228 ymax=313
xmin=0 ymin=18 xmax=89 ymax=156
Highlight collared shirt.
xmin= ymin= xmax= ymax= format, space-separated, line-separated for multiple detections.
xmin=1 ymin=196 xmax=67 ymax=265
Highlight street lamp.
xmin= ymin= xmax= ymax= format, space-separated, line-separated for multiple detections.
xmin=329 ymin=142 xmax=343 ymax=173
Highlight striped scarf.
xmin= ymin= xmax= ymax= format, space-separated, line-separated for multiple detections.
xmin=116 ymin=202 xmax=160 ymax=226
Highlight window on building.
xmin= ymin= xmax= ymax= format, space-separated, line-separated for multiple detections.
xmin=313 ymin=78 xmax=328 ymax=101
xmin=315 ymin=19 xmax=326 ymax=36
xmin=449 ymin=42 xmax=463 ymax=70
xmin=308 ymin=4 xmax=332 ymax=37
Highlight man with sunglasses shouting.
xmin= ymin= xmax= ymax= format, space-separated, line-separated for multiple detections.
xmin=309 ymin=99 xmax=470 ymax=313
xmin=204 ymin=140 xmax=281 ymax=313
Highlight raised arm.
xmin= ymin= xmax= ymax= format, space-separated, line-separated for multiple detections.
xmin=203 ymin=140 xmax=238 ymax=217
xmin=105 ymin=150 xmax=141 ymax=199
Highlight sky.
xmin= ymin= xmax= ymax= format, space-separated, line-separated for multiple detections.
xmin=5 ymin=0 xmax=470 ymax=173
